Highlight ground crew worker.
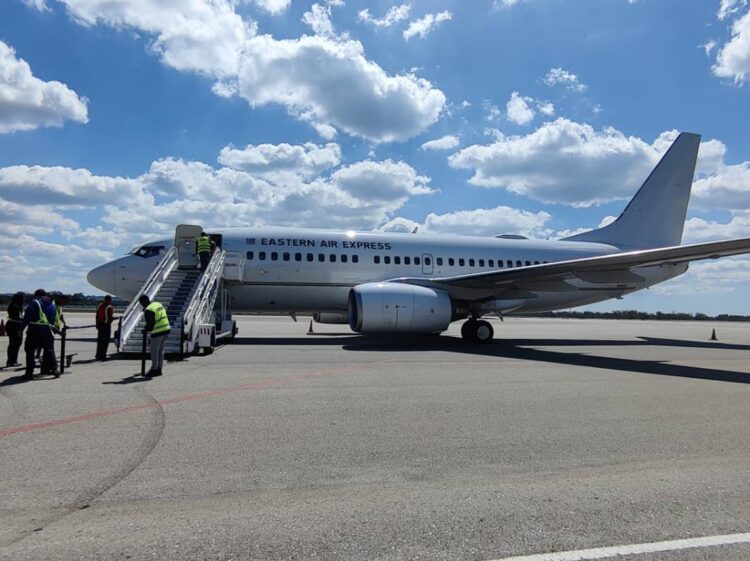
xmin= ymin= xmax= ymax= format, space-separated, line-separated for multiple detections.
xmin=195 ymin=232 xmax=214 ymax=272
xmin=22 ymin=289 xmax=59 ymax=379
xmin=5 ymin=292 xmax=24 ymax=367
xmin=138 ymin=295 xmax=170 ymax=377
xmin=95 ymin=295 xmax=116 ymax=361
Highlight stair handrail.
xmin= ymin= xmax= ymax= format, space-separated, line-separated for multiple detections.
xmin=118 ymin=245 xmax=179 ymax=351
xmin=181 ymin=249 xmax=226 ymax=350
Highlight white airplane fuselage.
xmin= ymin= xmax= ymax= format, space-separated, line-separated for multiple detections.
xmin=88 ymin=227 xmax=687 ymax=316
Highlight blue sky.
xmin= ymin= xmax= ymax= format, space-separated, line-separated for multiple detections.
xmin=1 ymin=0 xmax=749 ymax=314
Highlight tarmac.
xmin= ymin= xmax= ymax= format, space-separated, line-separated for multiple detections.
xmin=0 ymin=313 xmax=749 ymax=561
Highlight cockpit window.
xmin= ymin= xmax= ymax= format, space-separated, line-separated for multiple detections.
xmin=129 ymin=245 xmax=165 ymax=258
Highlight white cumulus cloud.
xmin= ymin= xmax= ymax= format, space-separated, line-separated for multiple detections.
xmin=302 ymin=3 xmax=336 ymax=37
xmin=358 ymin=4 xmax=411 ymax=27
xmin=714 ymin=9 xmax=750 ymax=83
xmin=403 ymin=11 xmax=452 ymax=40
xmin=542 ymin=67 xmax=587 ymax=92
xmin=0 ymin=40 xmax=88 ymax=133
xmin=218 ymin=142 xmax=342 ymax=177
xmin=506 ymin=91 xmax=535 ymax=125
xmin=237 ymin=34 xmax=446 ymax=142
xmin=252 ymin=0 xmax=292 ymax=15
xmin=420 ymin=135 xmax=460 ymax=151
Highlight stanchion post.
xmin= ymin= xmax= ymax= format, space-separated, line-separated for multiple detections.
xmin=141 ymin=330 xmax=147 ymax=376
xmin=59 ymin=327 xmax=66 ymax=374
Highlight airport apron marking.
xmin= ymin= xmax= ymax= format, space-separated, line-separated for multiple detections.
xmin=486 ymin=531 xmax=750 ymax=561
xmin=0 ymin=361 xmax=389 ymax=438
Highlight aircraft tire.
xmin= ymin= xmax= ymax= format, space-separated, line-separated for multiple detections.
xmin=461 ymin=320 xmax=477 ymax=342
xmin=473 ymin=320 xmax=494 ymax=343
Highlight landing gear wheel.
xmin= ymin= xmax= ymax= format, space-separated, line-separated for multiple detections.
xmin=461 ymin=320 xmax=477 ymax=342
xmin=461 ymin=319 xmax=494 ymax=343
xmin=474 ymin=320 xmax=494 ymax=343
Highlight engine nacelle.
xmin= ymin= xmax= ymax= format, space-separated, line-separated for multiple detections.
xmin=313 ymin=312 xmax=349 ymax=324
xmin=348 ymin=282 xmax=452 ymax=333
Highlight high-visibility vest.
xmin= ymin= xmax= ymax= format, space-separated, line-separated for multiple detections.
xmin=54 ymin=306 xmax=63 ymax=330
xmin=197 ymin=236 xmax=211 ymax=254
xmin=31 ymin=300 xmax=50 ymax=327
xmin=96 ymin=303 xmax=113 ymax=322
xmin=146 ymin=302 xmax=170 ymax=335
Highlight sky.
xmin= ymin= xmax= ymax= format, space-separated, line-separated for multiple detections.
xmin=0 ymin=0 xmax=749 ymax=314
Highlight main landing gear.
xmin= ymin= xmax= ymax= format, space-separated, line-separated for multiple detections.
xmin=460 ymin=319 xmax=494 ymax=343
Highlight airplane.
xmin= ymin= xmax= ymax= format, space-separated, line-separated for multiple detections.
xmin=87 ymin=132 xmax=750 ymax=343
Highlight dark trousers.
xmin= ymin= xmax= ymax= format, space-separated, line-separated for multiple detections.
xmin=25 ymin=326 xmax=55 ymax=377
xmin=199 ymin=251 xmax=210 ymax=271
xmin=96 ymin=322 xmax=112 ymax=359
xmin=6 ymin=323 xmax=22 ymax=365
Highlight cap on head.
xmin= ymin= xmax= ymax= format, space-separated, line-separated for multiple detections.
xmin=34 ymin=289 xmax=46 ymax=297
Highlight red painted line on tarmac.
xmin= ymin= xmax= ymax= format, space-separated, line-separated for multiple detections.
xmin=0 ymin=361 xmax=388 ymax=438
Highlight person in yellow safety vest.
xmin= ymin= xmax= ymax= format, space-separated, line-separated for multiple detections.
xmin=5 ymin=292 xmax=24 ymax=367
xmin=138 ymin=295 xmax=171 ymax=378
xmin=195 ymin=232 xmax=215 ymax=272
xmin=21 ymin=289 xmax=59 ymax=379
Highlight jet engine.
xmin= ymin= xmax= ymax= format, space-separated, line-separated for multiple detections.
xmin=348 ymin=282 xmax=452 ymax=333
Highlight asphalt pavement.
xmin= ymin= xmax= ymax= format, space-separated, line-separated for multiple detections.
xmin=1 ymin=314 xmax=749 ymax=561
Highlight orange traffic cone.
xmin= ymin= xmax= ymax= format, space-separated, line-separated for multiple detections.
xmin=308 ymin=320 xmax=314 ymax=334
xmin=710 ymin=328 xmax=717 ymax=341
xmin=0 ymin=319 xmax=5 ymax=337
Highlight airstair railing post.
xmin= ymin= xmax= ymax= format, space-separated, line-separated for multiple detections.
xmin=141 ymin=330 xmax=147 ymax=376
xmin=180 ymin=317 xmax=185 ymax=359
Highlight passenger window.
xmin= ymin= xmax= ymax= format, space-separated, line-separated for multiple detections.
xmin=283 ymin=252 xmax=290 ymax=261
xmin=259 ymin=251 xmax=266 ymax=261
xmin=425 ymin=257 xmax=431 ymax=265
xmin=329 ymin=254 xmax=336 ymax=262
xmin=498 ymin=260 xmax=503 ymax=268
xmin=436 ymin=257 xmax=443 ymax=266
xmin=479 ymin=259 xmax=485 ymax=267
xmin=488 ymin=259 xmax=494 ymax=267
xmin=414 ymin=256 xmax=420 ymax=265
xmin=307 ymin=253 xmax=313 ymax=262
xmin=404 ymin=256 xmax=411 ymax=265
xmin=374 ymin=255 xmax=380 ymax=264
xmin=271 ymin=252 xmax=278 ymax=261
xmin=295 ymin=253 xmax=302 ymax=262
xmin=459 ymin=258 xmax=465 ymax=266
xmin=394 ymin=256 xmax=401 ymax=265
xmin=507 ymin=260 xmax=513 ymax=268
xmin=318 ymin=254 xmax=325 ymax=262
xmin=341 ymin=254 xmax=348 ymax=263
xmin=246 ymin=251 xmax=254 ymax=260
xmin=353 ymin=255 xmax=359 ymax=263
xmin=525 ymin=260 xmax=531 ymax=266
xmin=516 ymin=260 xmax=522 ymax=267
xmin=469 ymin=259 xmax=475 ymax=267
xmin=534 ymin=261 xmax=539 ymax=265
xmin=544 ymin=261 xmax=549 ymax=264
xmin=448 ymin=258 xmax=455 ymax=266
xmin=384 ymin=256 xmax=391 ymax=264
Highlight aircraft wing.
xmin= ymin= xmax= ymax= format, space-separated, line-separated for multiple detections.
xmin=392 ymin=237 xmax=750 ymax=299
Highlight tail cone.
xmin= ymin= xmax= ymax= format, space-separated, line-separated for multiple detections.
xmin=0 ymin=319 xmax=5 ymax=337
xmin=710 ymin=328 xmax=717 ymax=341
xmin=308 ymin=320 xmax=314 ymax=334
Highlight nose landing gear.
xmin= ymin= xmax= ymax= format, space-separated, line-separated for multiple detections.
xmin=460 ymin=319 xmax=494 ymax=343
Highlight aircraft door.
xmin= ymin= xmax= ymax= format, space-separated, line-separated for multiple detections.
xmin=421 ymin=253 xmax=434 ymax=275
xmin=175 ymin=224 xmax=203 ymax=269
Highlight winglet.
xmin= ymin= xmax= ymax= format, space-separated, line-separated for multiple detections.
xmin=563 ymin=132 xmax=701 ymax=249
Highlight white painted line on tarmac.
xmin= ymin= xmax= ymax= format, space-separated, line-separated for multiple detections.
xmin=486 ymin=532 xmax=750 ymax=561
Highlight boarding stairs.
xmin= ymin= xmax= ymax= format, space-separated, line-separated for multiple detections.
xmin=117 ymin=230 xmax=233 ymax=356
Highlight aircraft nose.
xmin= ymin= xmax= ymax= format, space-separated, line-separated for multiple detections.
xmin=87 ymin=262 xmax=116 ymax=294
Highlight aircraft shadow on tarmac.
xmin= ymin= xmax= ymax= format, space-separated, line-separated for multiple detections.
xmin=231 ymin=335 xmax=750 ymax=385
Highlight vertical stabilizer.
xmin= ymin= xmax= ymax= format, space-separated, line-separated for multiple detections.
xmin=563 ymin=132 xmax=701 ymax=249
